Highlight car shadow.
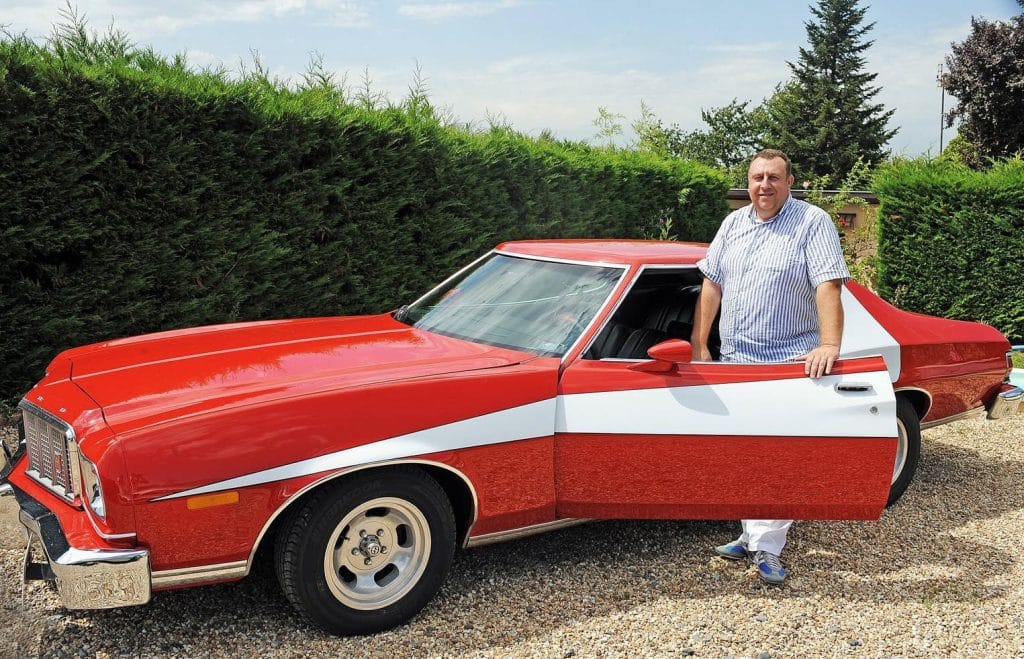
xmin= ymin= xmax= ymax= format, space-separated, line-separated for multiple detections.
xmin=6 ymin=427 xmax=1023 ymax=656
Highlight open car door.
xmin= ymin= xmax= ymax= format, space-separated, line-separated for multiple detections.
xmin=554 ymin=347 xmax=897 ymax=521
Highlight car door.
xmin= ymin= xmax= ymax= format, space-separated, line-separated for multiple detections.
xmin=554 ymin=352 xmax=897 ymax=521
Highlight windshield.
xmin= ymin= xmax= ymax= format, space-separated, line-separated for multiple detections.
xmin=404 ymin=253 xmax=622 ymax=357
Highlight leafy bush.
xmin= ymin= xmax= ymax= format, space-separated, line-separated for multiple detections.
xmin=0 ymin=27 xmax=728 ymax=401
xmin=874 ymin=158 xmax=1024 ymax=342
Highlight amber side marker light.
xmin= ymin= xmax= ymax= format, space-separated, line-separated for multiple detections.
xmin=186 ymin=491 xmax=240 ymax=510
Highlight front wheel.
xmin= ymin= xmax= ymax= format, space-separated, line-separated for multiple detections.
xmin=887 ymin=397 xmax=921 ymax=506
xmin=274 ymin=468 xmax=456 ymax=635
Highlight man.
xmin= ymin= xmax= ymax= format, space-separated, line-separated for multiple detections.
xmin=689 ymin=148 xmax=849 ymax=585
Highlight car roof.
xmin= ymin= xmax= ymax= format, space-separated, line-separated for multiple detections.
xmin=495 ymin=239 xmax=709 ymax=267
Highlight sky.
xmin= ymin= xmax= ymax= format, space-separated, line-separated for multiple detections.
xmin=3 ymin=0 xmax=1021 ymax=156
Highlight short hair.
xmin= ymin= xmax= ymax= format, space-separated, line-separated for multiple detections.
xmin=751 ymin=149 xmax=792 ymax=177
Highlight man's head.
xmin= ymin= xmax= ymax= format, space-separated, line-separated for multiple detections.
xmin=747 ymin=149 xmax=794 ymax=220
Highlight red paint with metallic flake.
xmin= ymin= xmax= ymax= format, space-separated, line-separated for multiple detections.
xmin=556 ymin=434 xmax=894 ymax=521
xmin=7 ymin=239 xmax=1013 ymax=603
xmin=556 ymin=355 xmax=897 ymax=519
xmin=845 ymin=282 xmax=1010 ymax=422
xmin=69 ymin=315 xmax=534 ymax=436
xmin=422 ymin=437 xmax=559 ymax=536
xmin=116 ymin=354 xmax=557 ymax=501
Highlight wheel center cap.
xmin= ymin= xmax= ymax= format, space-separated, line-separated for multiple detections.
xmin=360 ymin=535 xmax=383 ymax=557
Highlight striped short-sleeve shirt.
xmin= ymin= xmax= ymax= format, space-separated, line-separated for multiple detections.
xmin=697 ymin=195 xmax=849 ymax=363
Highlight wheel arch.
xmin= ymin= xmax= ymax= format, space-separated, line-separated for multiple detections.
xmin=246 ymin=460 xmax=478 ymax=576
xmin=894 ymin=386 xmax=931 ymax=421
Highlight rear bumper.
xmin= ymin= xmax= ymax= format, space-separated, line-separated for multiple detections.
xmin=1 ymin=442 xmax=151 ymax=609
xmin=987 ymin=384 xmax=1023 ymax=420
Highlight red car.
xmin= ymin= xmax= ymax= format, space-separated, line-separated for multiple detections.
xmin=2 ymin=240 xmax=1020 ymax=635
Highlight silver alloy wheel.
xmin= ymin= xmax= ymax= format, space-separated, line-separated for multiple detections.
xmin=323 ymin=496 xmax=432 ymax=611
xmin=892 ymin=418 xmax=908 ymax=485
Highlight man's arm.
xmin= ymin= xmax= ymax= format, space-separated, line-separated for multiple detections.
xmin=794 ymin=279 xmax=844 ymax=378
xmin=690 ymin=278 xmax=722 ymax=361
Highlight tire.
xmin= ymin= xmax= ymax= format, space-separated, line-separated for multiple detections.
xmin=274 ymin=467 xmax=456 ymax=636
xmin=887 ymin=397 xmax=921 ymax=506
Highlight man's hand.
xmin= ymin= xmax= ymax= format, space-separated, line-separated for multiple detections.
xmin=793 ymin=344 xmax=840 ymax=378
xmin=692 ymin=345 xmax=713 ymax=362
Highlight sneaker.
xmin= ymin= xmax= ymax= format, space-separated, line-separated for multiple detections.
xmin=713 ymin=540 xmax=748 ymax=561
xmin=751 ymin=550 xmax=786 ymax=585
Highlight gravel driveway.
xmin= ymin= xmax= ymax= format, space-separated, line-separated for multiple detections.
xmin=2 ymin=414 xmax=1023 ymax=658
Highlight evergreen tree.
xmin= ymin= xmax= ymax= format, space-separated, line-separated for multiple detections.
xmin=764 ymin=0 xmax=895 ymax=183
xmin=942 ymin=3 xmax=1024 ymax=162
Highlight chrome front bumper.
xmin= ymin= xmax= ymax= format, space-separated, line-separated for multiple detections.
xmin=1 ymin=441 xmax=152 ymax=609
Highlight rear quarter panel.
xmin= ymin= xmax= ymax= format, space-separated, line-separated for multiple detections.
xmin=847 ymin=283 xmax=1009 ymax=423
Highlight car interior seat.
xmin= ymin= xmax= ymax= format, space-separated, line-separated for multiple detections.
xmin=585 ymin=281 xmax=708 ymax=359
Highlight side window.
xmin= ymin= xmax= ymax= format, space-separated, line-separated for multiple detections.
xmin=584 ymin=268 xmax=719 ymax=360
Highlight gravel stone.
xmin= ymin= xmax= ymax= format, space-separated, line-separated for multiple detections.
xmin=2 ymin=414 xmax=1023 ymax=657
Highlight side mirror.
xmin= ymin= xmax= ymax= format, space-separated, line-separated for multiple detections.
xmin=627 ymin=339 xmax=693 ymax=373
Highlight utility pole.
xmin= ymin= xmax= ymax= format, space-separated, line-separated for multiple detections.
xmin=937 ymin=63 xmax=946 ymax=154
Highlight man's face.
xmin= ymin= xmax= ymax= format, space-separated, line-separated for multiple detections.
xmin=747 ymin=157 xmax=794 ymax=220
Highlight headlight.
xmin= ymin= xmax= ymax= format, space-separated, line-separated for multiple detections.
xmin=80 ymin=453 xmax=106 ymax=519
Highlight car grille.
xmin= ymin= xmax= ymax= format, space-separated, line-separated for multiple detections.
xmin=22 ymin=405 xmax=79 ymax=502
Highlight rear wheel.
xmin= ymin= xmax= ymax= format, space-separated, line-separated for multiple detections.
xmin=887 ymin=397 xmax=921 ymax=506
xmin=275 ymin=468 xmax=456 ymax=635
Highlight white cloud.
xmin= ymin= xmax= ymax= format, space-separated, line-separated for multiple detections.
xmin=704 ymin=42 xmax=790 ymax=56
xmin=321 ymin=1 xmax=372 ymax=27
xmin=1 ymin=3 xmax=981 ymax=156
xmin=181 ymin=48 xmax=224 ymax=70
xmin=397 ymin=0 xmax=520 ymax=22
xmin=1 ymin=1 xmax=371 ymax=39
xmin=870 ymin=25 xmax=967 ymax=156
xmin=331 ymin=50 xmax=791 ymax=145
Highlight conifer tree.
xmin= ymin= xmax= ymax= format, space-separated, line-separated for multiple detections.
xmin=764 ymin=0 xmax=895 ymax=182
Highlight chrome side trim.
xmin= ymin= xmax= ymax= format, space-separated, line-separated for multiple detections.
xmin=465 ymin=518 xmax=592 ymax=548
xmin=151 ymin=560 xmax=248 ymax=589
xmin=403 ymin=250 xmax=495 ymax=312
xmin=244 ymin=459 xmax=480 ymax=574
xmin=493 ymin=248 xmax=630 ymax=270
xmin=560 ymin=265 xmax=632 ymax=366
xmin=921 ymin=406 xmax=986 ymax=430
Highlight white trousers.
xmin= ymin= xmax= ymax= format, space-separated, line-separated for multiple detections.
xmin=739 ymin=519 xmax=792 ymax=555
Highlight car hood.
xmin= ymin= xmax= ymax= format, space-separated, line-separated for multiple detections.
xmin=66 ymin=314 xmax=533 ymax=434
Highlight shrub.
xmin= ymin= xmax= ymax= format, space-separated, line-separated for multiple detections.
xmin=874 ymin=157 xmax=1024 ymax=342
xmin=0 ymin=30 xmax=728 ymax=401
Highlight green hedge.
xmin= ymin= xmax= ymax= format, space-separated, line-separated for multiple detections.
xmin=0 ymin=35 xmax=728 ymax=402
xmin=874 ymin=158 xmax=1024 ymax=342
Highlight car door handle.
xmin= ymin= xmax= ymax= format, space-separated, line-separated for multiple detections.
xmin=835 ymin=383 xmax=874 ymax=392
